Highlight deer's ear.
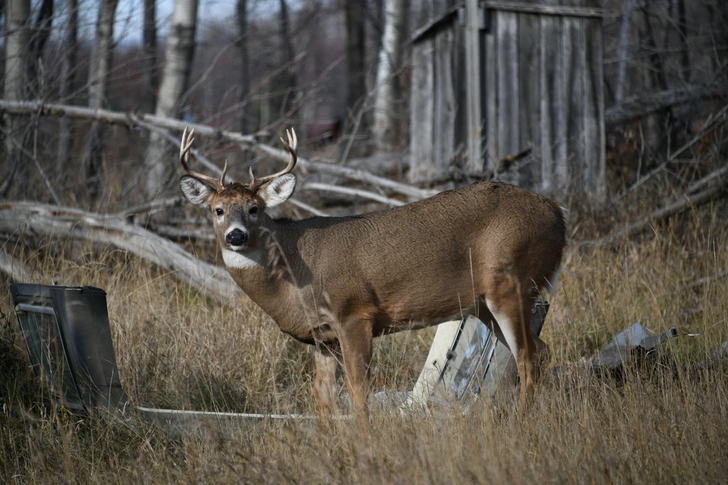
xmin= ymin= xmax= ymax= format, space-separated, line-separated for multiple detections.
xmin=180 ymin=176 xmax=213 ymax=207
xmin=260 ymin=174 xmax=296 ymax=207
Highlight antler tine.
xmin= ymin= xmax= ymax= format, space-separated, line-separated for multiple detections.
xmin=178 ymin=126 xmax=226 ymax=190
xmin=249 ymin=128 xmax=298 ymax=187
xmin=287 ymin=128 xmax=298 ymax=151
xmin=178 ymin=127 xmax=194 ymax=167
xmin=220 ymin=160 xmax=228 ymax=188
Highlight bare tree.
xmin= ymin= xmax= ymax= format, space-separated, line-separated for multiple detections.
xmin=372 ymin=0 xmax=408 ymax=150
xmin=298 ymin=0 xmax=320 ymax=137
xmin=278 ymin=0 xmax=297 ymax=119
xmin=25 ymin=0 xmax=53 ymax=99
xmin=84 ymin=0 xmax=120 ymax=201
xmin=705 ymin=1 xmax=728 ymax=76
xmin=345 ymin=0 xmax=367 ymax=129
xmin=56 ymin=0 xmax=79 ymax=176
xmin=1 ymin=0 xmax=30 ymax=197
xmin=614 ymin=0 xmax=636 ymax=105
xmin=236 ymin=0 xmax=251 ymax=133
xmin=674 ymin=0 xmax=690 ymax=82
xmin=141 ymin=0 xmax=158 ymax=114
xmin=143 ymin=0 xmax=199 ymax=199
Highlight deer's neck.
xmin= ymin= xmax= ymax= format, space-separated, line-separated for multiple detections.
xmin=223 ymin=218 xmax=318 ymax=343
xmin=222 ymin=248 xmax=262 ymax=270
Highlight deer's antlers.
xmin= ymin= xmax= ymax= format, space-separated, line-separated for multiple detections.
xmin=248 ymin=129 xmax=298 ymax=188
xmin=178 ymin=127 xmax=297 ymax=191
xmin=178 ymin=127 xmax=227 ymax=191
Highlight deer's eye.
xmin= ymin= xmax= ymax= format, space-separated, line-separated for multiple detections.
xmin=214 ymin=208 xmax=224 ymax=216
xmin=248 ymin=206 xmax=258 ymax=216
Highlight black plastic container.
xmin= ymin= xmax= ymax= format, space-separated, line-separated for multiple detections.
xmin=10 ymin=283 xmax=129 ymax=414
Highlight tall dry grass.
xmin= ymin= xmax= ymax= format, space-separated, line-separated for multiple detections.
xmin=1 ymin=197 xmax=727 ymax=483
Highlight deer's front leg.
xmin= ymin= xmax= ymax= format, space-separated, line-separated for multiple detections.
xmin=339 ymin=317 xmax=373 ymax=428
xmin=313 ymin=344 xmax=340 ymax=430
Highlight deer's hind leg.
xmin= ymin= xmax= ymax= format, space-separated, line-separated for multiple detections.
xmin=484 ymin=278 xmax=544 ymax=414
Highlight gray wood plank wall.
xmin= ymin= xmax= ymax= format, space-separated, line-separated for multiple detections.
xmin=410 ymin=3 xmax=467 ymax=182
xmin=410 ymin=0 xmax=605 ymax=202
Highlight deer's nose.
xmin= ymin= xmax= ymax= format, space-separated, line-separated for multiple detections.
xmin=226 ymin=228 xmax=249 ymax=247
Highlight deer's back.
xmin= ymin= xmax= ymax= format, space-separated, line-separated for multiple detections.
xmin=288 ymin=181 xmax=566 ymax=330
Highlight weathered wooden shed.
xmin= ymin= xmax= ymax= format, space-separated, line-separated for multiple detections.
xmin=410 ymin=0 xmax=606 ymax=201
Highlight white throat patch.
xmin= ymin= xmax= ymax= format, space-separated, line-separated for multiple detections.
xmin=222 ymin=249 xmax=261 ymax=270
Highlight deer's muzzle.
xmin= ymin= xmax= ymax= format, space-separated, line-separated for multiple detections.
xmin=226 ymin=228 xmax=249 ymax=247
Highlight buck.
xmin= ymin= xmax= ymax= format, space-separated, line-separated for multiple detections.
xmin=178 ymin=128 xmax=567 ymax=425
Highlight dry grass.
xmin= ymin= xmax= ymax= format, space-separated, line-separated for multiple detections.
xmin=1 ymin=201 xmax=727 ymax=484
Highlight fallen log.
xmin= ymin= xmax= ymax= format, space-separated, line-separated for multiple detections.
xmin=614 ymin=103 xmax=728 ymax=201
xmin=605 ymin=84 xmax=725 ymax=127
xmin=584 ymin=181 xmax=728 ymax=248
xmin=0 ymin=100 xmax=438 ymax=201
xmin=0 ymin=202 xmax=242 ymax=306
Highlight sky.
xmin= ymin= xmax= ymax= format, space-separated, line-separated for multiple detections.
xmin=110 ymin=0 xmax=295 ymax=45
xmin=113 ymin=0 xmax=238 ymax=44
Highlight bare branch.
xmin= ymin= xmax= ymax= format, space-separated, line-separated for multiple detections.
xmin=615 ymin=103 xmax=728 ymax=200
xmin=303 ymin=183 xmax=406 ymax=207
xmin=0 ymin=124 xmax=61 ymax=204
xmin=287 ymin=198 xmax=329 ymax=217
xmin=133 ymin=117 xmax=226 ymax=183
xmin=0 ymin=100 xmax=438 ymax=201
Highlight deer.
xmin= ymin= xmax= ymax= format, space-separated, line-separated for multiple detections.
xmin=177 ymin=128 xmax=567 ymax=427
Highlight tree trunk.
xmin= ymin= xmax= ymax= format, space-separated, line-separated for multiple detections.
xmin=640 ymin=1 xmax=668 ymax=92
xmin=372 ymin=0 xmax=408 ymax=151
xmin=1 ymin=0 xmax=30 ymax=198
xmin=56 ymin=0 xmax=78 ymax=177
xmin=84 ymin=0 xmax=119 ymax=202
xmin=674 ymin=0 xmax=690 ymax=82
xmin=614 ymin=0 xmax=635 ymax=105
xmin=141 ymin=0 xmax=158 ymax=115
xmin=143 ymin=0 xmax=199 ymax=199
xmin=705 ymin=2 xmax=728 ymax=76
xmin=236 ymin=0 xmax=251 ymax=133
xmin=25 ymin=0 xmax=53 ymax=99
xmin=345 ymin=0 xmax=367 ymax=129
xmin=278 ymin=0 xmax=297 ymax=120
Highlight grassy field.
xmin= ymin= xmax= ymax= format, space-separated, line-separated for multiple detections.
xmin=1 ymin=197 xmax=727 ymax=483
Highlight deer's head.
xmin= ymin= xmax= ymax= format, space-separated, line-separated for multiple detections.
xmin=178 ymin=128 xmax=298 ymax=257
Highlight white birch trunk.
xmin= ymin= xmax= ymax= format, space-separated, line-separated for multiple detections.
xmin=372 ymin=0 xmax=408 ymax=151
xmin=144 ymin=0 xmax=199 ymax=199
